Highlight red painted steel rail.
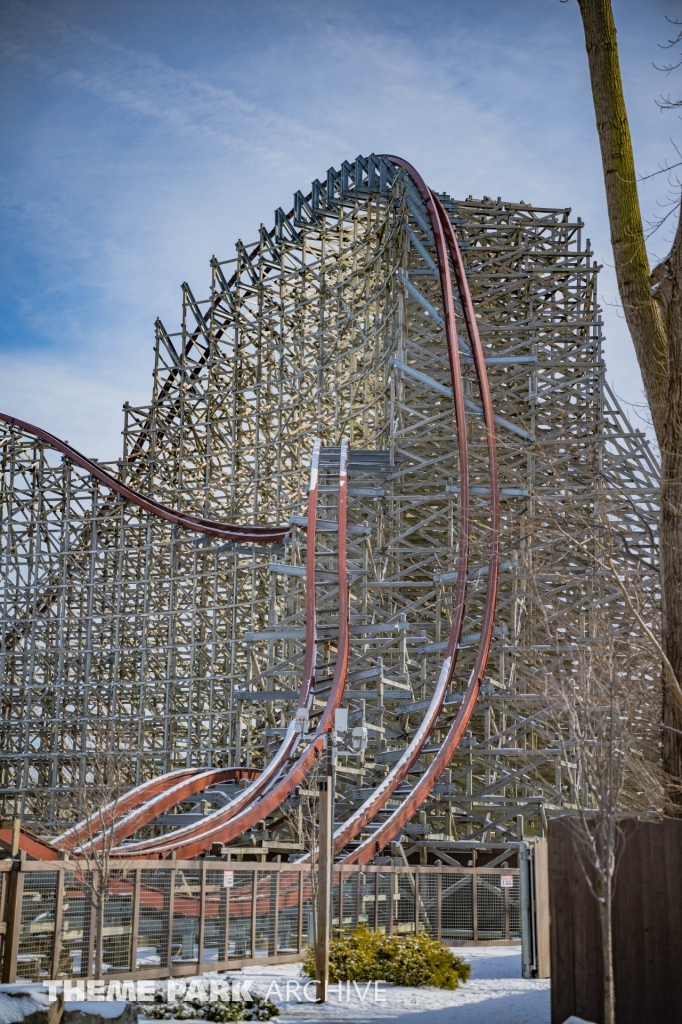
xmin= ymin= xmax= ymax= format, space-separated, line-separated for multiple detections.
xmin=52 ymin=768 xmax=260 ymax=853
xmin=89 ymin=440 xmax=322 ymax=854
xmin=294 ymin=157 xmax=499 ymax=863
xmin=108 ymin=439 xmax=350 ymax=858
xmin=304 ymin=158 xmax=473 ymax=861
xmin=26 ymin=154 xmax=501 ymax=861
xmin=0 ymin=413 xmax=289 ymax=544
xmin=343 ymin=187 xmax=500 ymax=863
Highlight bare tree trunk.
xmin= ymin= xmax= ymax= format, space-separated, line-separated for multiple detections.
xmin=652 ymin=211 xmax=682 ymax=788
xmin=95 ymin=879 xmax=104 ymax=980
xmin=577 ymin=0 xmax=682 ymax=793
xmin=577 ymin=0 xmax=667 ymax=434
xmin=597 ymin=875 xmax=616 ymax=1024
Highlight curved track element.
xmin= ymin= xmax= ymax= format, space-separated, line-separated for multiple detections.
xmin=97 ymin=441 xmax=322 ymax=854
xmin=0 ymin=414 xmax=289 ymax=544
xmin=53 ymin=768 xmax=208 ymax=851
xmin=343 ymin=189 xmax=501 ymax=864
xmin=46 ymin=155 xmax=500 ymax=862
xmin=309 ymin=157 xmax=474 ymax=859
xmin=110 ymin=439 xmax=350 ymax=858
xmin=54 ymin=767 xmax=263 ymax=852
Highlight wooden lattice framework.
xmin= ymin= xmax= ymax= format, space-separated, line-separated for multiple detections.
xmin=0 ymin=156 xmax=659 ymax=850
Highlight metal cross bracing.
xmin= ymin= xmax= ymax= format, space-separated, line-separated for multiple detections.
xmin=0 ymin=155 xmax=658 ymax=859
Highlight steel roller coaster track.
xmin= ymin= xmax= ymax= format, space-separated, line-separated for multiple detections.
xmin=44 ymin=155 xmax=498 ymax=861
xmin=1 ymin=152 xmax=659 ymax=861
xmin=8 ymin=156 xmax=499 ymax=861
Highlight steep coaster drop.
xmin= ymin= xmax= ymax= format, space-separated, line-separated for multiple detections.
xmin=45 ymin=155 xmax=499 ymax=861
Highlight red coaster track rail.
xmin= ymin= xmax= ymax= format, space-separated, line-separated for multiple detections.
xmin=10 ymin=155 xmax=499 ymax=862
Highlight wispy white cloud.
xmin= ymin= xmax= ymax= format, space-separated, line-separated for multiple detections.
xmin=0 ymin=1 xmax=334 ymax=160
xmin=0 ymin=0 xmax=677 ymax=456
xmin=0 ymin=350 xmax=147 ymax=460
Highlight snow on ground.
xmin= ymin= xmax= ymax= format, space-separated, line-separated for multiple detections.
xmin=150 ymin=947 xmax=550 ymax=1024
xmin=65 ymin=1001 xmax=136 ymax=1018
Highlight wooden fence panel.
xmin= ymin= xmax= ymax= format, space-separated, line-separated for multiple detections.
xmin=549 ymin=817 xmax=682 ymax=1024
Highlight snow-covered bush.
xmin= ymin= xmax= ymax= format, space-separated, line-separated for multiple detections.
xmin=301 ymin=925 xmax=471 ymax=990
xmin=137 ymin=985 xmax=279 ymax=1022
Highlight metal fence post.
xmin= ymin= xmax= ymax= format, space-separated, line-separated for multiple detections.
xmin=472 ymin=868 xmax=478 ymax=943
xmin=414 ymin=869 xmax=419 ymax=934
xmin=250 ymin=869 xmax=257 ymax=960
xmin=272 ymin=870 xmax=279 ymax=956
xmin=164 ymin=868 xmax=176 ymax=971
xmin=296 ymin=871 xmax=303 ymax=954
xmin=519 ymin=843 xmax=534 ymax=978
xmin=533 ymin=839 xmax=551 ymax=978
xmin=130 ymin=868 xmax=141 ymax=974
xmin=198 ymin=862 xmax=206 ymax=969
xmin=316 ymin=748 xmax=332 ymax=1002
xmin=50 ymin=868 xmax=65 ymax=980
xmin=389 ymin=870 xmax=395 ymax=936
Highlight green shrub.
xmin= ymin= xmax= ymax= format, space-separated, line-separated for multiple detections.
xmin=301 ymin=926 xmax=471 ymax=990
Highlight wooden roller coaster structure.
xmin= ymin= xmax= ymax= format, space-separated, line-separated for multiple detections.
xmin=0 ymin=155 xmax=659 ymax=862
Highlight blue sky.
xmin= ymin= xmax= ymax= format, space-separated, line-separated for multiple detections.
xmin=1 ymin=0 xmax=680 ymax=458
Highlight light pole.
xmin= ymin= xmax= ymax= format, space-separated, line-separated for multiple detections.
xmin=315 ymin=708 xmax=349 ymax=1002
